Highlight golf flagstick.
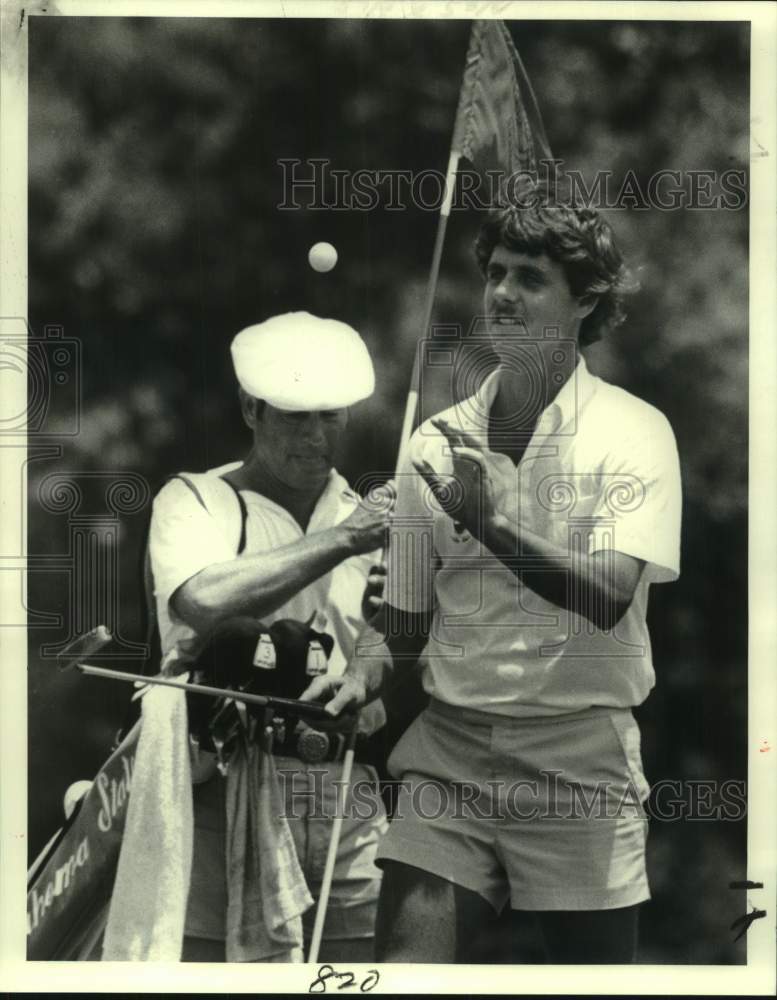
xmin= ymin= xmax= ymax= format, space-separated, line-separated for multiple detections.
xmin=313 ymin=44 xmax=470 ymax=966
xmin=373 ymin=148 xmax=460 ymax=573
xmin=394 ymin=148 xmax=460 ymax=475
xmin=306 ymin=716 xmax=360 ymax=964
xmin=394 ymin=20 xmax=553 ymax=473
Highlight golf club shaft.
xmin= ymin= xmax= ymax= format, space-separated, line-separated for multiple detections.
xmin=307 ymin=718 xmax=359 ymax=963
xmin=76 ymin=662 xmax=332 ymax=720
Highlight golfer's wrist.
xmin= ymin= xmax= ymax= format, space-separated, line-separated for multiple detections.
xmin=482 ymin=509 xmax=512 ymax=547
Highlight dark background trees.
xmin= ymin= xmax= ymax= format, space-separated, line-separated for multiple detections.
xmin=26 ymin=16 xmax=748 ymax=963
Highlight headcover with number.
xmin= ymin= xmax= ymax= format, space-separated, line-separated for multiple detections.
xmin=186 ymin=616 xmax=335 ymax=756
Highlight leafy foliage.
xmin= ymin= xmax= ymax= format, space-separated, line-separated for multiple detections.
xmin=27 ymin=16 xmax=748 ymax=963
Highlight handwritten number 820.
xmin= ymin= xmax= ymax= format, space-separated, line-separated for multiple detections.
xmin=309 ymin=965 xmax=380 ymax=993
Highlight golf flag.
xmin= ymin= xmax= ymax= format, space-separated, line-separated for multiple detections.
xmin=452 ymin=20 xmax=553 ymax=178
xmin=394 ymin=19 xmax=553 ymax=470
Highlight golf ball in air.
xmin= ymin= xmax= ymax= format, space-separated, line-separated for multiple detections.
xmin=308 ymin=242 xmax=338 ymax=272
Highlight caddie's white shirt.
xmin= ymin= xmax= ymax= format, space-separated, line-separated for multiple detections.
xmin=387 ymin=357 xmax=682 ymax=718
xmin=149 ymin=462 xmax=384 ymax=729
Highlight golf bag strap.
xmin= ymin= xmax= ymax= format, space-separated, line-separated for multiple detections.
xmin=114 ymin=473 xmax=249 ymax=748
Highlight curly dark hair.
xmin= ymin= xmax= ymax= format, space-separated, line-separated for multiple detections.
xmin=474 ymin=183 xmax=637 ymax=346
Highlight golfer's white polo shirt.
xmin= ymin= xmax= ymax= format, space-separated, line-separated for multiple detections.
xmin=149 ymin=462 xmax=384 ymax=729
xmin=387 ymin=357 xmax=682 ymax=718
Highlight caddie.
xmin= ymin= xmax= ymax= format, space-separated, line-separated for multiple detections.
xmin=302 ymin=185 xmax=682 ymax=963
xmin=146 ymin=312 xmax=392 ymax=963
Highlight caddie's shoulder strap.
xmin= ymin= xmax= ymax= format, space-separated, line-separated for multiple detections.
xmin=217 ymin=475 xmax=248 ymax=556
xmin=141 ymin=471 xmax=249 ymax=673
xmin=114 ymin=472 xmax=250 ymax=744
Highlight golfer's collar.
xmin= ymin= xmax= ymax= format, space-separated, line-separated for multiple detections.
xmin=476 ymin=357 xmax=594 ymax=435
xmin=552 ymin=355 xmax=595 ymax=432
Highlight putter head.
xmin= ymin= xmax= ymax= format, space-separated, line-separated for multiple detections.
xmin=56 ymin=626 xmax=113 ymax=671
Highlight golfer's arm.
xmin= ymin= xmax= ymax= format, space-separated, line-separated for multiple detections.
xmin=345 ymin=603 xmax=430 ymax=702
xmin=482 ymin=513 xmax=644 ymax=631
xmin=171 ymin=525 xmax=357 ymax=632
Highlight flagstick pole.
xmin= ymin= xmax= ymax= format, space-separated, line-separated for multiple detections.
xmin=394 ymin=148 xmax=461 ymax=474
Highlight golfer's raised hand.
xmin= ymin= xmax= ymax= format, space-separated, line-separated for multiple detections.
xmin=298 ymin=673 xmax=367 ymax=727
xmin=413 ymin=417 xmax=498 ymax=540
xmin=341 ymin=481 xmax=396 ymax=554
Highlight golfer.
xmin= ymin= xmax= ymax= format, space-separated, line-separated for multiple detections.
xmin=302 ymin=187 xmax=682 ymax=963
xmin=147 ymin=312 xmax=392 ymax=962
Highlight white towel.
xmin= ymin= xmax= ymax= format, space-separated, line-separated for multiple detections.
xmin=102 ymin=684 xmax=193 ymax=960
xmin=225 ymin=734 xmax=314 ymax=962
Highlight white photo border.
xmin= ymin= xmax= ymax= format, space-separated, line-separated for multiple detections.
xmin=1 ymin=0 xmax=775 ymax=993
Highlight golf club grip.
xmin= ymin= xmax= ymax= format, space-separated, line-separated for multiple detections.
xmin=56 ymin=626 xmax=113 ymax=670
xmin=264 ymin=694 xmax=333 ymax=720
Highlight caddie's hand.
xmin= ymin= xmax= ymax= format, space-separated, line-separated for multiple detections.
xmin=299 ymin=674 xmax=367 ymax=728
xmin=360 ymin=563 xmax=387 ymax=622
xmin=341 ymin=480 xmax=396 ymax=555
xmin=414 ymin=418 xmax=499 ymax=540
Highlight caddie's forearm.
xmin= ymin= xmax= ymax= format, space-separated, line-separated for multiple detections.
xmin=482 ymin=513 xmax=630 ymax=631
xmin=172 ymin=524 xmax=355 ymax=631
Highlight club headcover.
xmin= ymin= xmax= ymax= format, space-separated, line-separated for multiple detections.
xmin=185 ymin=615 xmax=335 ymax=754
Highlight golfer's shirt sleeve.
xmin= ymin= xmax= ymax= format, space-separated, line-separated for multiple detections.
xmin=149 ymin=477 xmax=236 ymax=625
xmin=386 ymin=440 xmax=438 ymax=613
xmin=587 ymin=408 xmax=682 ymax=584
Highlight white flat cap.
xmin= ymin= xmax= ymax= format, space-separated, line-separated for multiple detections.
xmin=230 ymin=312 xmax=375 ymax=411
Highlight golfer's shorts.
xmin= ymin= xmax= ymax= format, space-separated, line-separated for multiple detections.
xmin=185 ymin=757 xmax=387 ymax=944
xmin=375 ymin=699 xmax=651 ymax=913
